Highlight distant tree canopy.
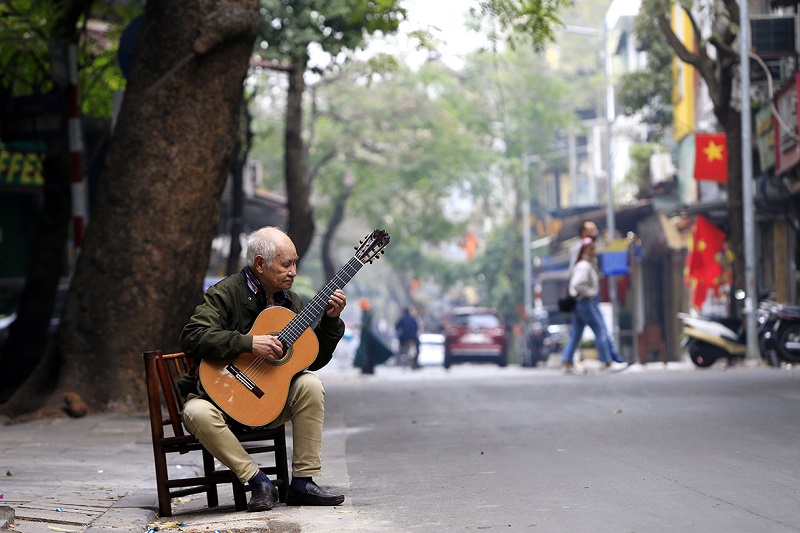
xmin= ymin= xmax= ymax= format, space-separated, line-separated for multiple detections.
xmin=251 ymin=0 xmax=407 ymax=261
xmin=473 ymin=0 xmax=575 ymax=51
xmin=616 ymin=0 xmax=674 ymax=140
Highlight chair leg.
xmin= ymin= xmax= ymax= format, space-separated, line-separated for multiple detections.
xmin=202 ymin=449 xmax=220 ymax=508
xmin=152 ymin=444 xmax=174 ymax=517
xmin=232 ymin=479 xmax=248 ymax=511
xmin=275 ymin=429 xmax=290 ymax=503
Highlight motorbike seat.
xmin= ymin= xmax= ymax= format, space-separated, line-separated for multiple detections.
xmin=776 ymin=306 xmax=800 ymax=319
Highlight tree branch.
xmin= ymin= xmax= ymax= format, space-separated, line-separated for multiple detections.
xmin=655 ymin=8 xmax=722 ymax=109
xmin=249 ymin=56 xmax=295 ymax=73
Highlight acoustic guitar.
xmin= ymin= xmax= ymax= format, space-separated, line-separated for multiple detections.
xmin=198 ymin=229 xmax=390 ymax=427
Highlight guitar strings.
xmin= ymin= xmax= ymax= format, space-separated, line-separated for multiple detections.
xmin=280 ymin=257 xmax=363 ymax=345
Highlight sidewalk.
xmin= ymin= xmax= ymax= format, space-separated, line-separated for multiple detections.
xmin=0 ymin=408 xmax=363 ymax=533
xmin=0 ymin=412 xmax=158 ymax=532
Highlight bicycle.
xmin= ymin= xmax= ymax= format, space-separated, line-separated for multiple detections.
xmin=397 ymin=338 xmax=420 ymax=369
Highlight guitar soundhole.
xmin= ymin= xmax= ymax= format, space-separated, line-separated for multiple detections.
xmin=265 ymin=341 xmax=292 ymax=366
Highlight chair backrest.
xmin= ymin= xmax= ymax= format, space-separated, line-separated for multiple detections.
xmin=144 ymin=350 xmax=194 ymax=439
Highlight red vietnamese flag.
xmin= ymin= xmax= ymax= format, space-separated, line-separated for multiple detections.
xmin=694 ymin=133 xmax=728 ymax=183
xmin=687 ymin=215 xmax=727 ymax=308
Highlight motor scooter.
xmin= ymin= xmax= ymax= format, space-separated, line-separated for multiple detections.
xmin=678 ymin=312 xmax=747 ymax=367
xmin=757 ymin=301 xmax=800 ymax=367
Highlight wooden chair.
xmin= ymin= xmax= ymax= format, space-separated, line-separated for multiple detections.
xmin=143 ymin=350 xmax=290 ymax=517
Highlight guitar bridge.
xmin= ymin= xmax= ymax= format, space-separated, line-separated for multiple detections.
xmin=225 ymin=364 xmax=265 ymax=399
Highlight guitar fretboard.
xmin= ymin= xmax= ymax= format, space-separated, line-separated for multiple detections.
xmin=277 ymin=255 xmax=364 ymax=346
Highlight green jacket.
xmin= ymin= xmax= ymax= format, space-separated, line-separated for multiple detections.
xmin=178 ymin=269 xmax=345 ymax=397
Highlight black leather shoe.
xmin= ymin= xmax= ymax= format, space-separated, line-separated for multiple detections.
xmin=287 ymin=480 xmax=345 ymax=506
xmin=247 ymin=479 xmax=278 ymax=512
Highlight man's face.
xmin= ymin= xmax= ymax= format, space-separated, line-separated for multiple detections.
xmin=582 ymin=222 xmax=599 ymax=240
xmin=254 ymin=234 xmax=298 ymax=293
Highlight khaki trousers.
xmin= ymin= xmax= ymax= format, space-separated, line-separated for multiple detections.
xmin=182 ymin=372 xmax=325 ymax=484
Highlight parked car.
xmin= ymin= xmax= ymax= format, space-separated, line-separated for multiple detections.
xmin=416 ymin=333 xmax=445 ymax=367
xmin=443 ymin=307 xmax=508 ymax=368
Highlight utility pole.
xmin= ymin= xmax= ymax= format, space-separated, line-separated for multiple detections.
xmin=522 ymin=155 xmax=540 ymax=318
xmin=739 ymin=0 xmax=758 ymax=358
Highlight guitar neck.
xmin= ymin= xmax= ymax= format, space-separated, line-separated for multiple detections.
xmin=278 ymin=255 xmax=364 ymax=346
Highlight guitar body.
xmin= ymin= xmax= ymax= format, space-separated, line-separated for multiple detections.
xmin=199 ymin=306 xmax=319 ymax=427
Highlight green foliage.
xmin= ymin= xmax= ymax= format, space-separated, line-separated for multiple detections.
xmin=307 ymin=59 xmax=493 ymax=263
xmin=0 ymin=0 xmax=140 ymax=119
xmin=468 ymin=220 xmax=524 ymax=326
xmin=616 ymin=0 xmax=674 ymax=139
xmin=257 ymin=0 xmax=406 ymax=63
xmin=472 ymin=0 xmax=575 ymax=52
xmin=0 ymin=0 xmax=62 ymax=96
xmin=626 ymin=143 xmax=660 ymax=196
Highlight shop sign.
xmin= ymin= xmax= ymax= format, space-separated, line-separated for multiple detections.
xmin=0 ymin=148 xmax=45 ymax=186
xmin=774 ymin=72 xmax=800 ymax=175
xmin=756 ymin=106 xmax=776 ymax=171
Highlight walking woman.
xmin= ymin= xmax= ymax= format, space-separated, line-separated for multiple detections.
xmin=561 ymin=238 xmax=628 ymax=373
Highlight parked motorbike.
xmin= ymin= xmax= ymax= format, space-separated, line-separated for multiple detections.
xmin=678 ymin=312 xmax=747 ymax=367
xmin=521 ymin=307 xmax=569 ymax=367
xmin=757 ymin=300 xmax=800 ymax=367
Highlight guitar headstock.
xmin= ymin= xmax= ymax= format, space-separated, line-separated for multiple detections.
xmin=354 ymin=229 xmax=390 ymax=264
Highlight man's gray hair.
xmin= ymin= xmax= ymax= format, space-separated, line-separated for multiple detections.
xmin=246 ymin=226 xmax=286 ymax=268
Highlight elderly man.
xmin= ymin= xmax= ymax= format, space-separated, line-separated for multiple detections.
xmin=178 ymin=226 xmax=346 ymax=511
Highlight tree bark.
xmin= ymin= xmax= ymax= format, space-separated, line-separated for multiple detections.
xmin=2 ymin=0 xmax=261 ymax=416
xmin=284 ymin=62 xmax=315 ymax=263
xmin=227 ymin=101 xmax=252 ymax=275
xmin=321 ymin=189 xmax=351 ymax=282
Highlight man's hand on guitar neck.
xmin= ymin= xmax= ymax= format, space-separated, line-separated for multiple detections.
xmin=325 ymin=289 xmax=347 ymax=318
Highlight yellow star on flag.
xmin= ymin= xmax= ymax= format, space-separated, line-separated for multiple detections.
xmin=703 ymin=141 xmax=725 ymax=163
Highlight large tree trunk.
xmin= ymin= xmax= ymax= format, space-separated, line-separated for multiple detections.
xmin=284 ymin=62 xmax=315 ymax=262
xmin=718 ymin=110 xmax=745 ymax=309
xmin=2 ymin=0 xmax=260 ymax=416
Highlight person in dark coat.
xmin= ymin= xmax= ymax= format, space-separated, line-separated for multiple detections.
xmin=353 ymin=298 xmax=392 ymax=374
xmin=395 ymin=308 xmax=420 ymax=368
